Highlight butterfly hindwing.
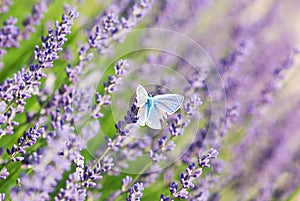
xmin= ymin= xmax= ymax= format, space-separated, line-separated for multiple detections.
xmin=145 ymin=104 xmax=164 ymax=129
xmin=137 ymin=105 xmax=147 ymax=126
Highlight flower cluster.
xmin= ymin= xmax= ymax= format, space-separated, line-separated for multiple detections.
xmin=0 ymin=9 xmax=78 ymax=137
xmin=105 ymin=100 xmax=139 ymax=151
xmin=104 ymin=59 xmax=129 ymax=94
xmin=0 ymin=0 xmax=51 ymax=69
xmin=88 ymin=0 xmax=154 ymax=52
xmin=126 ymin=182 xmax=144 ymax=201
xmin=161 ymin=149 xmax=218 ymax=200
xmin=148 ymin=114 xmax=190 ymax=163
xmin=55 ymin=154 xmax=114 ymax=200
xmin=6 ymin=124 xmax=46 ymax=162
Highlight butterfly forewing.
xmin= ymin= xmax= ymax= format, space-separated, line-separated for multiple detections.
xmin=136 ymin=85 xmax=148 ymax=107
xmin=154 ymin=94 xmax=184 ymax=115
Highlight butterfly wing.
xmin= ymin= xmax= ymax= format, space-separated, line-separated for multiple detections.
xmin=136 ymin=85 xmax=149 ymax=126
xmin=136 ymin=85 xmax=148 ymax=107
xmin=145 ymin=105 xmax=164 ymax=129
xmin=154 ymin=94 xmax=184 ymax=115
xmin=136 ymin=85 xmax=184 ymax=129
xmin=137 ymin=105 xmax=148 ymax=126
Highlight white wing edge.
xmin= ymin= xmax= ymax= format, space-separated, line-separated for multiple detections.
xmin=136 ymin=84 xmax=148 ymax=107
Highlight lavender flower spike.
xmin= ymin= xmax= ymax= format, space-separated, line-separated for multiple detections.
xmin=0 ymin=17 xmax=20 ymax=49
xmin=162 ymin=148 xmax=218 ymax=200
xmin=0 ymin=9 xmax=78 ymax=137
xmin=198 ymin=148 xmax=219 ymax=168
xmin=34 ymin=10 xmax=79 ymax=69
xmin=126 ymin=182 xmax=144 ymax=201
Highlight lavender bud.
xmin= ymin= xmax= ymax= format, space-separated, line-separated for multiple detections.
xmin=160 ymin=194 xmax=171 ymax=201
xmin=169 ymin=182 xmax=178 ymax=195
xmin=122 ymin=176 xmax=133 ymax=191
xmin=198 ymin=148 xmax=219 ymax=168
xmin=0 ymin=168 xmax=9 ymax=180
xmin=126 ymin=182 xmax=144 ymax=201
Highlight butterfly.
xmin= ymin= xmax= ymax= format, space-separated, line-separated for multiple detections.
xmin=136 ymin=84 xmax=184 ymax=129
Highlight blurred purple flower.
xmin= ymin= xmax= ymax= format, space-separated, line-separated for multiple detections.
xmin=0 ymin=0 xmax=12 ymax=13
xmin=0 ymin=17 xmax=20 ymax=49
xmin=0 ymin=168 xmax=9 ymax=180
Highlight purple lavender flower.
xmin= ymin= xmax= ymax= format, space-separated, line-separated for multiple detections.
xmin=247 ymin=51 xmax=297 ymax=115
xmin=126 ymin=182 xmax=144 ymax=201
xmin=55 ymin=85 xmax=137 ymax=200
xmin=55 ymin=154 xmax=114 ymax=200
xmin=0 ymin=0 xmax=51 ymax=69
xmin=0 ymin=168 xmax=9 ymax=180
xmin=183 ymin=95 xmax=202 ymax=118
xmin=219 ymin=39 xmax=254 ymax=75
xmin=91 ymin=59 xmax=129 ymax=119
xmin=87 ymin=0 xmax=155 ymax=53
xmin=161 ymin=149 xmax=218 ymax=200
xmin=189 ymin=189 xmax=210 ymax=201
xmin=0 ymin=101 xmax=5 ymax=113
xmin=198 ymin=149 xmax=219 ymax=168
xmin=220 ymin=103 xmax=240 ymax=136
xmin=10 ymin=123 xmax=82 ymax=200
xmin=0 ymin=1 xmax=299 ymax=201
xmin=22 ymin=0 xmax=50 ymax=39
xmin=104 ymin=99 xmax=139 ymax=151
xmin=6 ymin=124 xmax=45 ymax=162
xmin=122 ymin=176 xmax=133 ymax=191
xmin=34 ymin=11 xmax=78 ymax=69
xmin=160 ymin=194 xmax=171 ymax=201
xmin=176 ymin=189 xmax=189 ymax=199
xmin=103 ymin=59 xmax=129 ymax=94
xmin=0 ymin=17 xmax=20 ymax=49
xmin=0 ymin=9 xmax=78 ymax=137
xmin=169 ymin=114 xmax=190 ymax=137
xmin=0 ymin=0 xmax=12 ymax=13
xmin=147 ymin=94 xmax=200 ymax=164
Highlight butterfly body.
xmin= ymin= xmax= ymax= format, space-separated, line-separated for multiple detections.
xmin=136 ymin=85 xmax=184 ymax=129
xmin=143 ymin=96 xmax=160 ymax=122
xmin=145 ymin=97 xmax=154 ymax=117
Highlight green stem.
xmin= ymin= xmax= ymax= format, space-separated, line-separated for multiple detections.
xmin=128 ymin=161 xmax=152 ymax=191
xmin=91 ymin=146 xmax=111 ymax=170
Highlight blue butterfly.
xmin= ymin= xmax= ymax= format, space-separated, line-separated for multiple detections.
xmin=136 ymin=85 xmax=184 ymax=129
